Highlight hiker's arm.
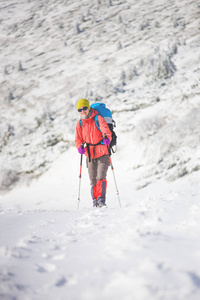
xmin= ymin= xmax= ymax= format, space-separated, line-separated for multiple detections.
xmin=75 ymin=121 xmax=84 ymax=149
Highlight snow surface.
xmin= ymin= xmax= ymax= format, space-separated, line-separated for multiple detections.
xmin=0 ymin=0 xmax=200 ymax=299
xmin=0 ymin=150 xmax=200 ymax=300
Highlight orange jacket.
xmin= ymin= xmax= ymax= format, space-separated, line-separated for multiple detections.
xmin=75 ymin=109 xmax=112 ymax=159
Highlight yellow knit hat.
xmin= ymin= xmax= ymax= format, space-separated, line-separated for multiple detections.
xmin=76 ymin=98 xmax=90 ymax=111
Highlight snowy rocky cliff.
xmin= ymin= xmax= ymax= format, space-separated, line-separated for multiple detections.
xmin=0 ymin=0 xmax=200 ymax=191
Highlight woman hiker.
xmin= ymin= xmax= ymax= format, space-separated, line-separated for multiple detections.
xmin=75 ymin=98 xmax=112 ymax=207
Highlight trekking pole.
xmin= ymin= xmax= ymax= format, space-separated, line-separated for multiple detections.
xmin=106 ymin=142 xmax=121 ymax=208
xmin=77 ymin=144 xmax=84 ymax=210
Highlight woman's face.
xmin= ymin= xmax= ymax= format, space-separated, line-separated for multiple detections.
xmin=78 ymin=107 xmax=89 ymax=118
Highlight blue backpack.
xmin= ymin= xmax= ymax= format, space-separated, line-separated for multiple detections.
xmin=80 ymin=103 xmax=117 ymax=151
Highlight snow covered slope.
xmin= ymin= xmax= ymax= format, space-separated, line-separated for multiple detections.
xmin=0 ymin=151 xmax=200 ymax=299
xmin=0 ymin=0 xmax=200 ymax=299
xmin=0 ymin=0 xmax=199 ymax=190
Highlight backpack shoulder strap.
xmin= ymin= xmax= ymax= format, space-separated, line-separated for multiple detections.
xmin=80 ymin=119 xmax=83 ymax=128
xmin=80 ymin=115 xmax=102 ymax=133
xmin=94 ymin=114 xmax=101 ymax=132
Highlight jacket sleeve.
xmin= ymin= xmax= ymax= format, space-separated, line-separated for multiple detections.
xmin=98 ymin=115 xmax=112 ymax=141
xmin=75 ymin=121 xmax=84 ymax=149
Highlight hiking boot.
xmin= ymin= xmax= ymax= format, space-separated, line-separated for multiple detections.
xmin=93 ymin=200 xmax=97 ymax=207
xmin=97 ymin=197 xmax=106 ymax=207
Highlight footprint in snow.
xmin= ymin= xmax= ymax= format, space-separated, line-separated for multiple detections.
xmin=0 ymin=269 xmax=15 ymax=282
xmin=188 ymin=272 xmax=200 ymax=288
xmin=12 ymin=247 xmax=32 ymax=259
xmin=15 ymin=283 xmax=27 ymax=291
xmin=28 ymin=235 xmax=45 ymax=244
xmin=35 ymin=263 xmax=57 ymax=273
xmin=17 ymin=235 xmax=45 ymax=247
xmin=55 ymin=276 xmax=67 ymax=287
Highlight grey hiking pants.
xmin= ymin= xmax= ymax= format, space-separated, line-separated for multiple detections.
xmin=86 ymin=155 xmax=110 ymax=187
